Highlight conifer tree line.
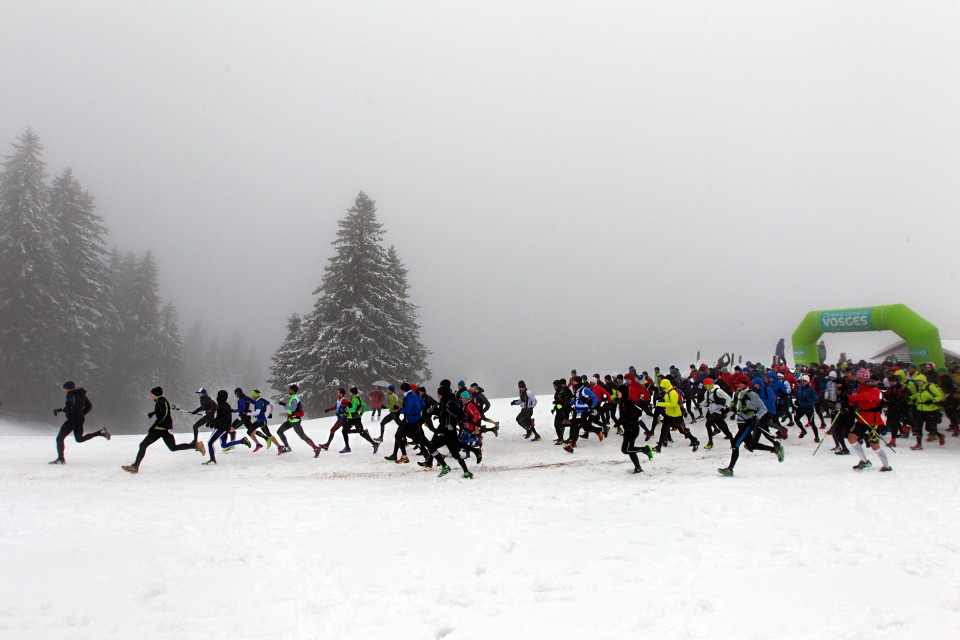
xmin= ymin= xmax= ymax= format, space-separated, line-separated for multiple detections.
xmin=270 ymin=192 xmax=431 ymax=406
xmin=0 ymin=130 xmax=260 ymax=429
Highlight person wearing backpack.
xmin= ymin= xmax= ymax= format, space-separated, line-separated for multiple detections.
xmin=655 ymin=377 xmax=700 ymax=453
xmin=418 ymin=383 xmax=474 ymax=478
xmin=793 ymin=375 xmax=821 ymax=442
xmin=189 ymin=388 xmax=216 ymax=448
xmin=563 ymin=377 xmax=600 ymax=453
xmin=468 ymin=382 xmax=500 ymax=436
xmin=232 ymin=387 xmax=262 ymax=449
xmin=377 ymin=385 xmax=402 ymax=443
xmin=276 ymin=384 xmax=320 ymax=456
xmin=50 ymin=381 xmax=110 ymax=465
xmin=701 ymin=378 xmax=733 ymax=450
xmin=384 ymin=382 xmax=428 ymax=464
xmin=204 ymin=389 xmax=251 ymax=465
xmin=340 ymin=387 xmax=380 ymax=454
xmin=617 ymin=383 xmax=654 ymax=473
xmin=250 ymin=390 xmax=275 ymax=452
xmin=319 ymin=388 xmax=349 ymax=452
xmin=910 ymin=374 xmax=945 ymax=450
xmin=551 ymin=379 xmax=574 ymax=445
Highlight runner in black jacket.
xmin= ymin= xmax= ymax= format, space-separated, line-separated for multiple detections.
xmin=50 ymin=381 xmax=110 ymax=464
xmin=122 ymin=387 xmax=204 ymax=473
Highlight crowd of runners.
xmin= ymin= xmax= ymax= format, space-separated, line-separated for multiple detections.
xmin=47 ymin=356 xmax=959 ymax=478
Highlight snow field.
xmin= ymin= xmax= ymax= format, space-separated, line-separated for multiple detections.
xmin=1 ymin=397 xmax=959 ymax=639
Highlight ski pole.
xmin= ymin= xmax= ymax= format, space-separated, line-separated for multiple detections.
xmin=812 ymin=410 xmax=840 ymax=457
xmin=856 ymin=412 xmax=898 ymax=454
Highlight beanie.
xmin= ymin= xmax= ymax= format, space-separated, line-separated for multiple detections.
xmin=151 ymin=386 xmax=163 ymax=396
xmin=62 ymin=381 xmax=76 ymax=390
xmin=703 ymin=378 xmax=714 ymax=386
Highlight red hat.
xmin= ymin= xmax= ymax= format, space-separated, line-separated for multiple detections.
xmin=703 ymin=378 xmax=714 ymax=386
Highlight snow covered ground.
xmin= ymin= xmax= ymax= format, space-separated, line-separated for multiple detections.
xmin=2 ymin=396 xmax=959 ymax=640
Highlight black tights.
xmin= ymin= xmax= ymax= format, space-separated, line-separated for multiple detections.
xmin=192 ymin=414 xmax=212 ymax=444
xmin=704 ymin=413 xmax=732 ymax=445
xmin=277 ymin=421 xmax=317 ymax=450
xmin=133 ymin=428 xmax=195 ymax=468
xmin=621 ymin=423 xmax=645 ymax=470
xmin=726 ymin=421 xmax=777 ymax=471
xmin=425 ymin=429 xmax=469 ymax=472
xmin=554 ymin=410 xmax=570 ymax=440
xmin=657 ymin=415 xmax=698 ymax=449
xmin=55 ymin=418 xmax=101 ymax=460
xmin=342 ymin=418 xmax=376 ymax=448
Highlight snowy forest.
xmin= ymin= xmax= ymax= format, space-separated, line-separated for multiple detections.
xmin=269 ymin=191 xmax=430 ymax=405
xmin=0 ymin=130 xmax=262 ymax=429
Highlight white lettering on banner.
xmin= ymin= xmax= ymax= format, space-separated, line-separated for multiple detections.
xmin=819 ymin=309 xmax=873 ymax=333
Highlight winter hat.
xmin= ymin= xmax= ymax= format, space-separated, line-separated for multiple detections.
xmin=196 ymin=388 xmax=207 ymax=395
xmin=62 ymin=381 xmax=76 ymax=390
xmin=457 ymin=380 xmax=466 ymax=388
xmin=459 ymin=390 xmax=470 ymax=400
xmin=350 ymin=386 xmax=359 ymax=395
xmin=914 ymin=374 xmax=927 ymax=384
xmin=388 ymin=384 xmax=395 ymax=391
xmin=288 ymin=384 xmax=299 ymax=393
xmin=252 ymin=390 xmax=261 ymax=398
xmin=410 ymin=384 xmax=418 ymax=392
xmin=800 ymin=375 xmax=810 ymax=383
xmin=828 ymin=371 xmax=838 ymax=379
xmin=856 ymin=368 xmax=871 ymax=382
xmin=703 ymin=378 xmax=714 ymax=387
xmin=151 ymin=386 xmax=164 ymax=396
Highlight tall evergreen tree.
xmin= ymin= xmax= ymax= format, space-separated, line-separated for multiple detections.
xmin=383 ymin=244 xmax=431 ymax=384
xmin=181 ymin=321 xmax=206 ymax=392
xmin=156 ymin=302 xmax=186 ymax=403
xmin=101 ymin=250 xmax=166 ymax=422
xmin=269 ymin=312 xmax=305 ymax=396
xmin=0 ymin=130 xmax=65 ymax=412
xmin=47 ymin=168 xmax=113 ymax=383
xmin=271 ymin=192 xmax=430 ymax=404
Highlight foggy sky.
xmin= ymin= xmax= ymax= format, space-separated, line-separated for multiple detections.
xmin=3 ymin=1 xmax=959 ymax=397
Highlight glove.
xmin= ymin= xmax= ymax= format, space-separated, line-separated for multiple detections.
xmin=510 ymin=399 xmax=521 ymax=405
xmin=53 ymin=408 xmax=62 ymax=415
xmin=190 ymin=409 xmax=199 ymax=415
xmin=148 ymin=412 xmax=155 ymax=418
xmin=268 ymin=413 xmax=273 ymax=419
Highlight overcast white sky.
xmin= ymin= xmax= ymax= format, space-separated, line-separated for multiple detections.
xmin=2 ymin=1 xmax=958 ymax=395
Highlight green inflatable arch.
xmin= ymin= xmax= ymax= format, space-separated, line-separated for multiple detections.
xmin=792 ymin=304 xmax=945 ymax=370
